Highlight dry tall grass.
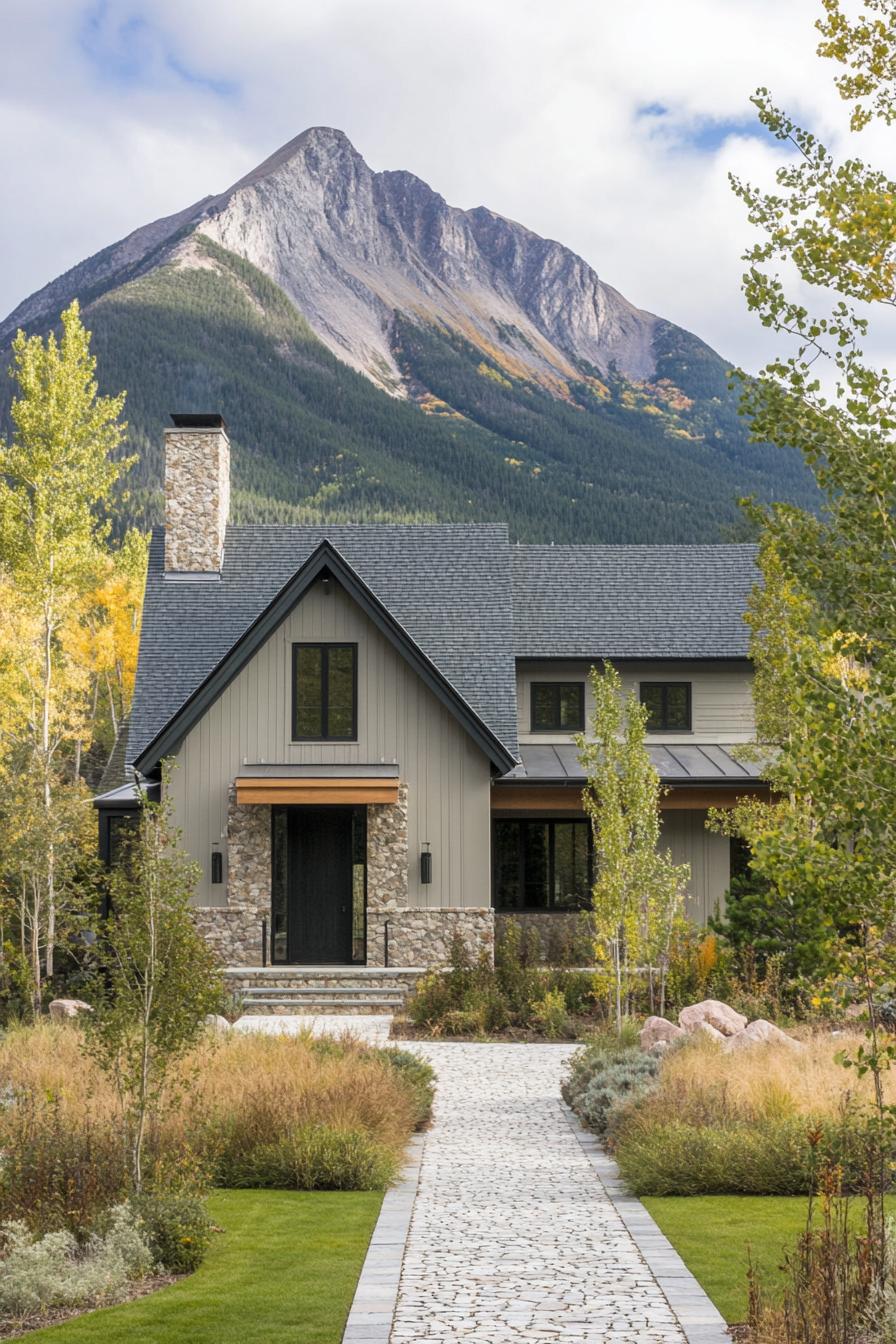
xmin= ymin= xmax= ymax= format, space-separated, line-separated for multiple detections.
xmin=645 ymin=1031 xmax=886 ymax=1127
xmin=613 ymin=1032 xmax=891 ymax=1197
xmin=0 ymin=1022 xmax=424 ymax=1229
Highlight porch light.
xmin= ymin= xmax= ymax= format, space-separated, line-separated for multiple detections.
xmin=211 ymin=846 xmax=223 ymax=884
xmin=420 ymin=842 xmax=432 ymax=885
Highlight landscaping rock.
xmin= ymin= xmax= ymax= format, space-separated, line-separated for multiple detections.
xmin=48 ymin=998 xmax=92 ymax=1021
xmin=204 ymin=1013 xmax=231 ymax=1033
xmin=678 ymin=999 xmax=748 ymax=1037
xmin=639 ymin=1016 xmax=685 ymax=1051
xmin=694 ymin=1020 xmax=726 ymax=1043
xmin=723 ymin=1018 xmax=803 ymax=1052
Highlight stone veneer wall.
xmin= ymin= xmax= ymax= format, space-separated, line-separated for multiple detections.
xmin=383 ymin=908 xmax=495 ymax=968
xmin=192 ymin=781 xmax=495 ymax=969
xmin=365 ymin=785 xmax=409 ymax=966
xmin=191 ymin=788 xmax=270 ymax=966
xmin=164 ymin=425 xmax=231 ymax=572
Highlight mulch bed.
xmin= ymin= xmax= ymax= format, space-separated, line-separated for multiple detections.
xmin=0 ymin=1272 xmax=180 ymax=1340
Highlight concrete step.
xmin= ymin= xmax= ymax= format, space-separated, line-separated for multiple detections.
xmin=241 ymin=996 xmax=402 ymax=1014
xmin=241 ymin=985 xmax=402 ymax=998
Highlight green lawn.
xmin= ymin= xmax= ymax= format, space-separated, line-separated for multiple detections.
xmin=25 ymin=1189 xmax=382 ymax=1344
xmin=644 ymin=1194 xmax=896 ymax=1325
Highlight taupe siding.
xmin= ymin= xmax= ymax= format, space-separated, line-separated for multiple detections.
xmin=517 ymin=659 xmax=755 ymax=745
xmin=167 ymin=579 xmax=492 ymax=907
xmin=660 ymin=809 xmax=730 ymax=926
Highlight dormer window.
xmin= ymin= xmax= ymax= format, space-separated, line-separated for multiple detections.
xmin=292 ymin=643 xmax=357 ymax=740
xmin=640 ymin=681 xmax=691 ymax=732
xmin=530 ymin=681 xmax=585 ymax=733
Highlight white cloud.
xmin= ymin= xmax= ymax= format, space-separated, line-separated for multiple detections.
xmin=0 ymin=0 xmax=890 ymax=374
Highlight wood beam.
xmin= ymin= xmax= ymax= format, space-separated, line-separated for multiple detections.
xmin=235 ymin=778 xmax=399 ymax=805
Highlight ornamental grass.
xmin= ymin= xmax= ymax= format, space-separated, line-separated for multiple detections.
xmin=0 ymin=1022 xmax=426 ymax=1235
xmin=603 ymin=1032 xmax=896 ymax=1197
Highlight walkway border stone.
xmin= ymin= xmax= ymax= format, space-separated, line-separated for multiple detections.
xmin=563 ymin=1105 xmax=731 ymax=1344
xmin=342 ymin=1133 xmax=425 ymax=1344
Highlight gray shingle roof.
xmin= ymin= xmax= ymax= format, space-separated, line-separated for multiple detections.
xmin=128 ymin=524 xmax=518 ymax=768
xmin=127 ymin=531 xmax=757 ymax=779
xmin=511 ymin=544 xmax=757 ymax=659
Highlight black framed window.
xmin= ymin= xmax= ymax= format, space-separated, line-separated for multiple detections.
xmin=492 ymin=819 xmax=593 ymax=911
xmin=530 ymin=682 xmax=585 ymax=732
xmin=640 ymin=682 xmax=691 ymax=732
xmin=292 ymin=643 xmax=357 ymax=740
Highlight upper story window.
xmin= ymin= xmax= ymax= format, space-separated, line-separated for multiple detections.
xmin=530 ymin=681 xmax=585 ymax=732
xmin=640 ymin=681 xmax=692 ymax=732
xmin=292 ymin=643 xmax=357 ymax=740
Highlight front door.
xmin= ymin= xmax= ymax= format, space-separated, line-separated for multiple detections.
xmin=286 ymin=807 xmax=354 ymax=964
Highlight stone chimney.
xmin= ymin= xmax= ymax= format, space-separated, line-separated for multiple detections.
xmin=164 ymin=413 xmax=231 ymax=573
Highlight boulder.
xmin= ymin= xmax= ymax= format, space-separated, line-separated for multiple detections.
xmin=723 ymin=1019 xmax=803 ymax=1052
xmin=640 ymin=1016 xmax=685 ymax=1051
xmin=48 ymin=998 xmax=92 ymax=1021
xmin=204 ymin=1013 xmax=231 ymax=1033
xmin=679 ymin=999 xmax=748 ymax=1037
xmin=694 ymin=1020 xmax=726 ymax=1043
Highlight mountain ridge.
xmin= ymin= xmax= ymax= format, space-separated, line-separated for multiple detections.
xmin=0 ymin=126 xmax=814 ymax=542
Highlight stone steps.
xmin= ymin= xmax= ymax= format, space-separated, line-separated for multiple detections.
xmin=225 ymin=965 xmax=425 ymax=1015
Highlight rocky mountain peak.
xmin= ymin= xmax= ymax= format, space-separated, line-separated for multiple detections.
xmin=2 ymin=127 xmax=664 ymax=393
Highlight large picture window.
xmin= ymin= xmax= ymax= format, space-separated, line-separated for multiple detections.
xmin=492 ymin=819 xmax=593 ymax=911
xmin=292 ymin=643 xmax=357 ymax=740
xmin=639 ymin=681 xmax=691 ymax=732
xmin=530 ymin=682 xmax=585 ymax=732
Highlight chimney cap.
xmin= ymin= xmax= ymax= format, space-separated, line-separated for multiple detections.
xmin=169 ymin=412 xmax=228 ymax=431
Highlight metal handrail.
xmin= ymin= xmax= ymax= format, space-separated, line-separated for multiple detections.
xmin=384 ymin=920 xmax=390 ymax=968
xmin=261 ymin=916 xmax=268 ymax=968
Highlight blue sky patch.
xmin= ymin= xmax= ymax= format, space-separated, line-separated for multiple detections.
xmin=636 ymin=103 xmax=765 ymax=152
xmin=79 ymin=2 xmax=238 ymax=98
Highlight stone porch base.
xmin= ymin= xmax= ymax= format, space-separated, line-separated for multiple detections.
xmin=193 ymin=905 xmax=495 ymax=969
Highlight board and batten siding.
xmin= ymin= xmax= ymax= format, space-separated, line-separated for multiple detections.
xmin=516 ymin=659 xmax=755 ymax=745
xmin=660 ymin=809 xmax=730 ymax=926
xmin=166 ymin=579 xmax=492 ymax=908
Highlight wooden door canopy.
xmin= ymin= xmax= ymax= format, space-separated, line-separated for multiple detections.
xmin=235 ymin=777 xmax=399 ymax=805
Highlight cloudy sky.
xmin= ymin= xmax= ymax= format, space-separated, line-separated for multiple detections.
xmin=0 ymin=0 xmax=886 ymax=372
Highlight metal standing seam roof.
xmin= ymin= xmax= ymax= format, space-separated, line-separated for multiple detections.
xmin=501 ymin=742 xmax=764 ymax=784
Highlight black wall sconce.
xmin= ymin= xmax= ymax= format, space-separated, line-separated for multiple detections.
xmin=211 ymin=846 xmax=223 ymax=885
xmin=420 ymin=842 xmax=432 ymax=885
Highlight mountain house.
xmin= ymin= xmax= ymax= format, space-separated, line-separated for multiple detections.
xmin=95 ymin=413 xmax=768 ymax=980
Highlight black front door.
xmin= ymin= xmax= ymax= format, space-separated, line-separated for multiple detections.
xmin=286 ymin=807 xmax=354 ymax=964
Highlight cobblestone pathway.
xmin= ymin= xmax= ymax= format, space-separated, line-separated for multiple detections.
xmin=389 ymin=1042 xmax=686 ymax=1344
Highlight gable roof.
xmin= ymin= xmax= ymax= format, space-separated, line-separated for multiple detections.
xmin=128 ymin=524 xmax=519 ymax=775
xmin=511 ymin=544 xmax=757 ymax=660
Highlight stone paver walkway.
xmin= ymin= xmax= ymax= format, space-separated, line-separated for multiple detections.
xmin=233 ymin=1012 xmax=392 ymax=1044
xmin=385 ymin=1043 xmax=691 ymax=1344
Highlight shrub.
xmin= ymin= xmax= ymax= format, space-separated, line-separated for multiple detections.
xmin=531 ymin=990 xmax=571 ymax=1040
xmin=0 ymin=1093 xmax=131 ymax=1236
xmin=131 ymin=1190 xmax=212 ymax=1274
xmin=615 ymin=1115 xmax=835 ymax=1196
xmin=405 ymin=920 xmax=598 ymax=1036
xmin=562 ymin=1030 xmax=659 ymax=1136
xmin=406 ymin=972 xmax=455 ymax=1028
xmin=577 ymin=1054 xmax=659 ymax=1137
xmin=0 ymin=1205 xmax=153 ymax=1325
xmin=561 ymin=1020 xmax=643 ymax=1113
xmin=219 ymin=1124 xmax=397 ymax=1191
xmin=379 ymin=1049 xmax=436 ymax=1128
